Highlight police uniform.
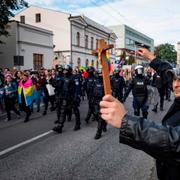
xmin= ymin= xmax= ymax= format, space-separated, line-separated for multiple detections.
xmin=53 ymin=65 xmax=77 ymax=133
xmin=111 ymin=69 xmax=125 ymax=102
xmin=83 ymin=66 xmax=96 ymax=123
xmin=123 ymin=65 xmax=149 ymax=119
xmin=93 ymin=74 xmax=107 ymax=139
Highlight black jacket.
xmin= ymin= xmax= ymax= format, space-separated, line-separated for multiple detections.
xmin=120 ymin=58 xmax=180 ymax=180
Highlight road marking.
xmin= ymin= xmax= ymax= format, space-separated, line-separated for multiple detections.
xmin=0 ymin=130 xmax=53 ymax=157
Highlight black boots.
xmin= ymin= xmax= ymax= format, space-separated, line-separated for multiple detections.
xmin=42 ymin=111 xmax=47 ymax=116
xmin=152 ymin=103 xmax=158 ymax=112
xmin=53 ymin=125 xmax=63 ymax=133
xmin=24 ymin=115 xmax=30 ymax=123
xmin=73 ymin=125 xmax=81 ymax=131
xmin=94 ymin=132 xmax=101 ymax=140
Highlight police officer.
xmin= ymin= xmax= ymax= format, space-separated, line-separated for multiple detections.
xmin=123 ymin=65 xmax=149 ymax=119
xmin=111 ymin=68 xmax=126 ymax=102
xmin=53 ymin=65 xmax=64 ymax=124
xmin=53 ymin=65 xmax=76 ymax=133
xmin=93 ymin=70 xmax=107 ymax=139
xmin=83 ymin=66 xmax=96 ymax=123
xmin=71 ymin=68 xmax=81 ymax=130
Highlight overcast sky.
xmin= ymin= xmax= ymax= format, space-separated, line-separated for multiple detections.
xmin=25 ymin=0 xmax=180 ymax=48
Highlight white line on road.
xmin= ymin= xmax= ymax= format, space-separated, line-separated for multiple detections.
xmin=0 ymin=130 xmax=53 ymax=157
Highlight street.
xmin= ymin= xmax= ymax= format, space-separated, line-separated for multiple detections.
xmin=0 ymin=95 xmax=172 ymax=180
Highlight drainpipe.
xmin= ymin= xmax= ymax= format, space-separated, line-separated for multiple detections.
xmin=70 ymin=15 xmax=73 ymax=68
xmin=17 ymin=22 xmax=21 ymax=70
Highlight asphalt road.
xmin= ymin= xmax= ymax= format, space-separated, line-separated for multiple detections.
xmin=0 ymin=95 xmax=173 ymax=180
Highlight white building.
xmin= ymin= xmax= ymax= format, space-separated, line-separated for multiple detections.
xmin=177 ymin=42 xmax=180 ymax=65
xmin=109 ymin=24 xmax=154 ymax=66
xmin=0 ymin=21 xmax=53 ymax=70
xmin=12 ymin=6 xmax=117 ymax=69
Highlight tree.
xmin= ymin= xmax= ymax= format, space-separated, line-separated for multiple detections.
xmin=0 ymin=0 xmax=28 ymax=41
xmin=155 ymin=43 xmax=177 ymax=64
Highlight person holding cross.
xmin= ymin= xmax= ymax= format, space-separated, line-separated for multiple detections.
xmin=100 ymin=48 xmax=180 ymax=180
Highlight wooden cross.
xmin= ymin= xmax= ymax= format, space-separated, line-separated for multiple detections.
xmin=92 ymin=39 xmax=114 ymax=95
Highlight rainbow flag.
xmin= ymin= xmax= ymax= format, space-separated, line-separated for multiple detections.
xmin=79 ymin=66 xmax=86 ymax=72
xmin=106 ymin=51 xmax=113 ymax=73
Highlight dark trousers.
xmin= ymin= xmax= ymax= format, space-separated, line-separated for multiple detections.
xmin=43 ymin=95 xmax=55 ymax=112
xmin=158 ymin=88 xmax=165 ymax=108
xmin=94 ymin=101 xmax=107 ymax=135
xmin=20 ymin=94 xmax=31 ymax=120
xmin=57 ymin=99 xmax=74 ymax=127
xmin=4 ymin=96 xmax=20 ymax=120
xmin=85 ymin=98 xmax=94 ymax=122
xmin=112 ymin=91 xmax=123 ymax=102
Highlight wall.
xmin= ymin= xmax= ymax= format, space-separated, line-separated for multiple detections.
xmin=12 ymin=6 xmax=71 ymax=52
xmin=0 ymin=21 xmax=54 ymax=70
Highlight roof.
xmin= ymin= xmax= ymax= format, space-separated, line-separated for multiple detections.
xmin=69 ymin=15 xmax=117 ymax=38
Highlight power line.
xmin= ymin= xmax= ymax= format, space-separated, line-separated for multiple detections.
xmin=100 ymin=0 xmax=136 ymax=27
xmin=88 ymin=0 xmax=124 ymax=25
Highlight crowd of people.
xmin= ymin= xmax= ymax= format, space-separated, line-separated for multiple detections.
xmin=0 ymin=61 xmax=172 ymax=135
xmin=1 ymin=48 xmax=179 ymax=179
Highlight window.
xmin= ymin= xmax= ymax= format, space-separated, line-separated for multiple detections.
xmin=33 ymin=54 xmax=43 ymax=70
xmin=77 ymin=58 xmax=81 ymax=67
xmin=20 ymin=16 xmax=25 ymax=24
xmin=125 ymin=38 xmax=130 ymax=45
xmin=76 ymin=32 xmax=80 ymax=47
xmin=85 ymin=35 xmax=88 ymax=48
xmin=91 ymin=60 xmax=94 ymax=67
xmin=91 ymin=37 xmax=94 ymax=50
xmin=36 ymin=13 xmax=41 ymax=23
xmin=96 ymin=39 xmax=98 ymax=49
xmin=86 ymin=59 xmax=89 ymax=67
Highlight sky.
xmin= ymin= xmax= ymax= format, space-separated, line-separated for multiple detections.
xmin=25 ymin=0 xmax=180 ymax=48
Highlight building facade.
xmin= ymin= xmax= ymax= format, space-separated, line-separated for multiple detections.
xmin=12 ymin=6 xmax=117 ymax=69
xmin=0 ymin=21 xmax=53 ymax=70
xmin=109 ymin=24 xmax=154 ymax=66
xmin=69 ymin=15 xmax=117 ymax=69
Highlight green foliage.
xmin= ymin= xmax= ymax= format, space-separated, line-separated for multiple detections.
xmin=0 ymin=0 xmax=28 ymax=41
xmin=155 ymin=43 xmax=177 ymax=64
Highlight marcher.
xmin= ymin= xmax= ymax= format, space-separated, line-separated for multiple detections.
xmin=151 ymin=70 xmax=161 ymax=112
xmin=0 ymin=70 xmax=4 ymax=114
xmin=100 ymin=48 xmax=180 ymax=180
xmin=18 ymin=72 xmax=35 ymax=122
xmin=42 ymin=69 xmax=56 ymax=115
xmin=4 ymin=74 xmax=20 ymax=121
